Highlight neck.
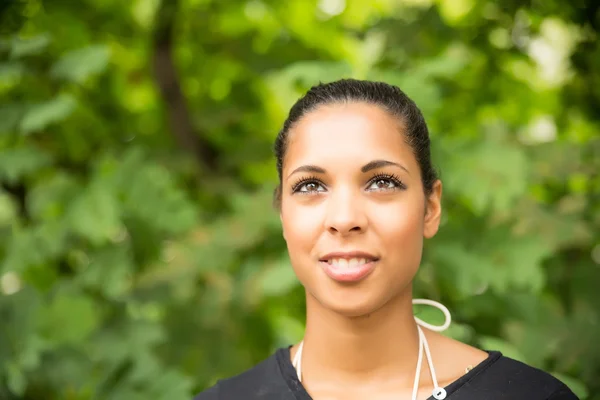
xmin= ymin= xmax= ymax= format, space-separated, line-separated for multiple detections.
xmin=300 ymin=288 xmax=420 ymax=383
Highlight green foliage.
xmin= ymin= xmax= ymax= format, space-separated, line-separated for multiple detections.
xmin=1 ymin=0 xmax=599 ymax=399
xmin=20 ymin=94 xmax=76 ymax=134
xmin=50 ymin=45 xmax=110 ymax=83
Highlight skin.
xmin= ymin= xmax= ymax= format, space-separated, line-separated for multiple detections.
xmin=279 ymin=102 xmax=488 ymax=400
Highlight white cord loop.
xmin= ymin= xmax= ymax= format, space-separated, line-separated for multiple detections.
xmin=292 ymin=298 xmax=451 ymax=400
xmin=412 ymin=298 xmax=452 ymax=332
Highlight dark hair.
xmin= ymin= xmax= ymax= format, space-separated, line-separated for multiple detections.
xmin=274 ymin=79 xmax=437 ymax=206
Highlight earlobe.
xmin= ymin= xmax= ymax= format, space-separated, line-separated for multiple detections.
xmin=423 ymin=180 xmax=442 ymax=239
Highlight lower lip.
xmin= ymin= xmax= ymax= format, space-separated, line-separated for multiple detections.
xmin=320 ymin=260 xmax=377 ymax=282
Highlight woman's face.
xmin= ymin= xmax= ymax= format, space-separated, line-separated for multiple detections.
xmin=280 ymin=102 xmax=442 ymax=317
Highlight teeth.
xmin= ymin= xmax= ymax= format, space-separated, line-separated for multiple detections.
xmin=329 ymin=258 xmax=369 ymax=267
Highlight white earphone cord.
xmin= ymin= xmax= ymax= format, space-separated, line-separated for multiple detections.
xmin=292 ymin=299 xmax=451 ymax=400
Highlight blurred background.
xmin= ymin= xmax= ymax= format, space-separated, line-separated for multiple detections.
xmin=0 ymin=0 xmax=599 ymax=399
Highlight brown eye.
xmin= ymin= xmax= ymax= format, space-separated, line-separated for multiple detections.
xmin=295 ymin=181 xmax=326 ymax=194
xmin=366 ymin=175 xmax=404 ymax=192
xmin=368 ymin=178 xmax=395 ymax=191
xmin=375 ymin=179 xmax=392 ymax=189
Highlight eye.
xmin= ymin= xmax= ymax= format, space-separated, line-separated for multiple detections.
xmin=299 ymin=182 xmax=325 ymax=193
xmin=366 ymin=174 xmax=404 ymax=191
xmin=292 ymin=178 xmax=327 ymax=194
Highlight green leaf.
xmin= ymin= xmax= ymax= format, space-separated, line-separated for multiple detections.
xmin=38 ymin=292 xmax=100 ymax=345
xmin=492 ymin=235 xmax=550 ymax=293
xmin=78 ymin=246 xmax=133 ymax=299
xmin=266 ymin=61 xmax=353 ymax=111
xmin=370 ymin=68 xmax=442 ymax=115
xmin=0 ymin=147 xmax=53 ymax=183
xmin=479 ymin=336 xmax=528 ymax=363
xmin=114 ymin=152 xmax=198 ymax=234
xmin=443 ymin=140 xmax=529 ymax=214
xmin=19 ymin=94 xmax=77 ymax=134
xmin=6 ymin=363 xmax=26 ymax=395
xmin=68 ymin=182 xmax=122 ymax=246
xmin=9 ymin=34 xmax=51 ymax=58
xmin=0 ymin=62 xmax=25 ymax=84
xmin=258 ymin=259 xmax=298 ymax=297
xmin=0 ymin=104 xmax=24 ymax=133
xmin=437 ymin=0 xmax=475 ymax=24
xmin=3 ymin=223 xmax=67 ymax=275
xmin=0 ymin=190 xmax=18 ymax=226
xmin=270 ymin=313 xmax=305 ymax=348
xmin=50 ymin=45 xmax=111 ymax=83
xmin=89 ymin=322 xmax=165 ymax=366
xmin=27 ymin=173 xmax=80 ymax=221
xmin=430 ymin=241 xmax=496 ymax=296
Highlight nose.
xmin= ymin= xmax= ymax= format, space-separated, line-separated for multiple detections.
xmin=324 ymin=186 xmax=367 ymax=236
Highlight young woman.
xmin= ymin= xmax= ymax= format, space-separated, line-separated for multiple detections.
xmin=194 ymin=79 xmax=578 ymax=400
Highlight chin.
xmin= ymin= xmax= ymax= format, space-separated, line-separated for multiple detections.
xmin=330 ymin=304 xmax=379 ymax=318
xmin=314 ymin=291 xmax=387 ymax=318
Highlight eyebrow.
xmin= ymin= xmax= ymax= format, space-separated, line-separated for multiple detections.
xmin=361 ymin=159 xmax=409 ymax=174
xmin=287 ymin=159 xmax=409 ymax=179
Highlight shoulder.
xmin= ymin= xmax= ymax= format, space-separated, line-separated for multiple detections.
xmin=429 ymin=331 xmax=494 ymax=386
xmin=430 ymin=332 xmax=578 ymax=399
xmin=192 ymin=348 xmax=294 ymax=400
xmin=193 ymin=384 xmax=219 ymax=400
xmin=463 ymin=353 xmax=579 ymax=399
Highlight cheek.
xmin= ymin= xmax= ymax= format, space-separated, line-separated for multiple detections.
xmin=281 ymin=202 xmax=325 ymax=286
xmin=370 ymin=198 xmax=424 ymax=255
xmin=281 ymin=201 xmax=323 ymax=255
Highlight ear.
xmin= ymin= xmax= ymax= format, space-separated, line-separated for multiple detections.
xmin=423 ymin=180 xmax=442 ymax=239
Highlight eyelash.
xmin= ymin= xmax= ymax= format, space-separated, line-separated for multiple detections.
xmin=370 ymin=173 xmax=406 ymax=191
xmin=291 ymin=173 xmax=406 ymax=194
xmin=291 ymin=175 xmax=323 ymax=194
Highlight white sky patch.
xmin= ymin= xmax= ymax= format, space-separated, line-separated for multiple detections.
xmin=519 ymin=115 xmax=558 ymax=145
xmin=132 ymin=0 xmax=160 ymax=29
xmin=318 ymin=0 xmax=346 ymax=17
xmin=244 ymin=0 xmax=267 ymax=21
xmin=527 ymin=18 xmax=580 ymax=87
xmin=1 ymin=272 xmax=22 ymax=295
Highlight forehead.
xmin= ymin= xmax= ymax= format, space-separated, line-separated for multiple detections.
xmin=284 ymin=102 xmax=415 ymax=173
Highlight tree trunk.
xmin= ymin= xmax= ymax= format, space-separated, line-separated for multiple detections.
xmin=151 ymin=0 xmax=217 ymax=170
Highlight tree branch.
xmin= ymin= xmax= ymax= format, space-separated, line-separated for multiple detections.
xmin=151 ymin=0 xmax=217 ymax=170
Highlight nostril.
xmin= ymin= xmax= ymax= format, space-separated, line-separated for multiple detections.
xmin=328 ymin=225 xmax=361 ymax=233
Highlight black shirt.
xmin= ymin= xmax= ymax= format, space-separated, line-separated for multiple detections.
xmin=194 ymin=347 xmax=578 ymax=399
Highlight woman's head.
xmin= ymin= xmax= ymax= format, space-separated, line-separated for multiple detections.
xmin=275 ymin=79 xmax=438 ymax=203
xmin=275 ymin=79 xmax=442 ymax=317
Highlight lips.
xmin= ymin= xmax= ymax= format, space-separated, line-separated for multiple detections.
xmin=319 ymin=251 xmax=379 ymax=282
xmin=326 ymin=257 xmax=370 ymax=268
xmin=319 ymin=251 xmax=379 ymax=263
